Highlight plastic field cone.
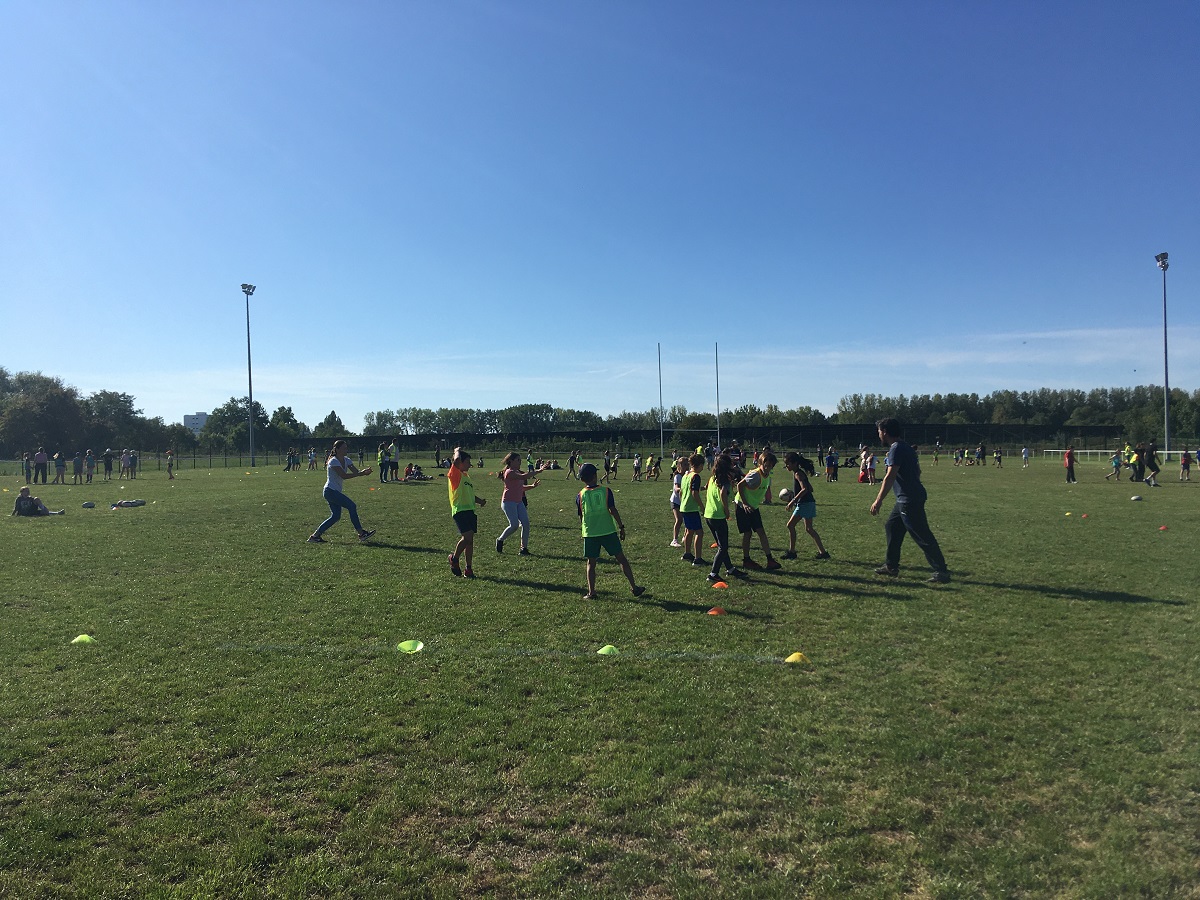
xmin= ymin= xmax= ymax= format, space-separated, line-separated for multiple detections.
xmin=597 ymin=645 xmax=618 ymax=656
xmin=71 ymin=634 xmax=95 ymax=644
xmin=710 ymin=542 xmax=719 ymax=549
xmin=1159 ymin=525 xmax=1168 ymax=531
xmin=397 ymin=640 xmax=424 ymax=653
xmin=708 ymin=607 xmax=726 ymax=615
xmin=711 ymin=581 xmax=728 ymax=589
xmin=785 ymin=651 xmax=809 ymax=664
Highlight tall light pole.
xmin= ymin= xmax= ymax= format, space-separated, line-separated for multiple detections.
xmin=241 ymin=284 xmax=256 ymax=467
xmin=1155 ymin=254 xmax=1169 ymax=461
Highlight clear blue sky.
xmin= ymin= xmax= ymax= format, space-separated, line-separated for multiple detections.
xmin=3 ymin=1 xmax=1197 ymax=431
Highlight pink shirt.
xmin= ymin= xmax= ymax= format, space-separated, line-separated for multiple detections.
xmin=500 ymin=468 xmax=528 ymax=504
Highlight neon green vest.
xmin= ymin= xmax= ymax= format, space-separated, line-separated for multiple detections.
xmin=742 ymin=470 xmax=770 ymax=509
xmin=579 ymin=487 xmax=616 ymax=537
xmin=680 ymin=471 xmax=701 ymax=513
xmin=704 ymin=476 xmax=726 ymax=520
xmin=448 ymin=468 xmax=475 ymax=513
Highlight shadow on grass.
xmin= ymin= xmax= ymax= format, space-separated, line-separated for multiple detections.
xmin=637 ymin=596 xmax=764 ymax=619
xmin=361 ymin=542 xmax=445 ymax=555
xmin=960 ymin=576 xmax=1186 ymax=606
xmin=480 ymin=575 xmax=588 ymax=596
xmin=839 ymin=560 xmax=1184 ymax=605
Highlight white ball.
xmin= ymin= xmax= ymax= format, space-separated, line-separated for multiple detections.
xmin=1130 ymin=495 xmax=1143 ymax=501
xmin=743 ymin=470 xmax=762 ymax=490
xmin=778 ymin=488 xmax=793 ymax=503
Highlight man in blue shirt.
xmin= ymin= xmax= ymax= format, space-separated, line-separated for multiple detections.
xmin=869 ymin=418 xmax=951 ymax=584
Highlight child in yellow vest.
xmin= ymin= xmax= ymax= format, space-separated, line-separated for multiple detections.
xmin=576 ymin=464 xmax=645 ymax=600
xmin=447 ymin=447 xmax=487 ymax=578
xmin=736 ymin=451 xmax=782 ymax=570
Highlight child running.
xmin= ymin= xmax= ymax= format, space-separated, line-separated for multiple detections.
xmin=735 ymin=451 xmax=782 ymax=571
xmin=704 ymin=453 xmax=747 ymax=583
xmin=576 ymin=463 xmax=645 ymax=600
xmin=783 ymin=451 xmax=830 ymax=560
xmin=447 ymin=447 xmax=487 ymax=578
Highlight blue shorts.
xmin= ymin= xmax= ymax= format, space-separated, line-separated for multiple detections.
xmin=789 ymin=500 xmax=817 ymax=521
xmin=682 ymin=511 xmax=703 ymax=531
xmin=584 ymin=533 xmax=623 ymax=559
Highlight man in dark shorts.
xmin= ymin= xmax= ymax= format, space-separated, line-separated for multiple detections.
xmin=1143 ymin=441 xmax=1162 ymax=488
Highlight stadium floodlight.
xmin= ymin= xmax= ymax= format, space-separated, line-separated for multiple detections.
xmin=241 ymin=284 xmax=257 ymax=467
xmin=1155 ymin=254 xmax=1169 ymax=461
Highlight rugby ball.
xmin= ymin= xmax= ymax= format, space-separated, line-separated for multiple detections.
xmin=779 ymin=488 xmax=793 ymax=503
xmin=743 ymin=471 xmax=762 ymax=490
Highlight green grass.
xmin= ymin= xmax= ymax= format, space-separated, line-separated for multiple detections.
xmin=2 ymin=459 xmax=1198 ymax=898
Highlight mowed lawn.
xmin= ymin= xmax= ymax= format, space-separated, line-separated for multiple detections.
xmin=2 ymin=455 xmax=1197 ymax=898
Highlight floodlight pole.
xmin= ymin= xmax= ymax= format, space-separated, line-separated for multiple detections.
xmin=1155 ymin=254 xmax=1169 ymax=461
xmin=241 ymin=283 xmax=257 ymax=467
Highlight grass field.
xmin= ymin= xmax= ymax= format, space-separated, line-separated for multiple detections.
xmin=2 ymin=456 xmax=1197 ymax=898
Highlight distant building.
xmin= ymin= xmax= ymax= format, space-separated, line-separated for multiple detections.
xmin=183 ymin=412 xmax=209 ymax=437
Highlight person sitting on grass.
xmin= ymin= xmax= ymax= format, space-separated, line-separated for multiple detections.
xmin=11 ymin=487 xmax=65 ymax=516
xmin=576 ymin=463 xmax=645 ymax=600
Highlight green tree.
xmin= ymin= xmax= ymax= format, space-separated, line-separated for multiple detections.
xmin=200 ymin=397 xmax=270 ymax=450
xmin=313 ymin=411 xmax=348 ymax=438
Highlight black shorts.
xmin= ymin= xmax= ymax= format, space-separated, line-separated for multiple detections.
xmin=453 ymin=510 xmax=478 ymax=535
xmin=735 ymin=504 xmax=763 ymax=534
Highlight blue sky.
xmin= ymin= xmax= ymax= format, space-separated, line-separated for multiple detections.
xmin=3 ymin=2 xmax=1197 ymax=431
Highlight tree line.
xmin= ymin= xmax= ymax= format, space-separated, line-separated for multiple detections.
xmin=2 ymin=365 xmax=1194 ymax=457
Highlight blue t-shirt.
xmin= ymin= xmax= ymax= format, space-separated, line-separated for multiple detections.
xmin=885 ymin=440 xmax=927 ymax=505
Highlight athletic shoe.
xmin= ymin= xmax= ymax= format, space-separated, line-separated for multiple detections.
xmin=815 ymin=552 xmax=831 ymax=560
xmin=875 ymin=564 xmax=899 ymax=576
xmin=928 ymin=571 xmax=952 ymax=584
xmin=1144 ymin=478 xmax=1153 ymax=485
xmin=670 ymin=540 xmax=681 ymax=547
xmin=692 ymin=558 xmax=707 ymax=567
xmin=706 ymin=573 xmax=721 ymax=583
xmin=464 ymin=568 xmax=475 ymax=579
xmin=448 ymin=555 xmax=462 ymax=577
xmin=631 ymin=585 xmax=646 ymax=597
xmin=765 ymin=559 xmax=783 ymax=571
xmin=741 ymin=559 xmax=763 ymax=570
xmin=728 ymin=568 xmax=748 ymax=579
xmin=358 ymin=529 xmax=376 ymax=542
xmin=681 ymin=553 xmax=695 ymax=562
xmin=519 ymin=548 xmax=531 ymax=555
xmin=495 ymin=539 xmax=504 ymax=553
xmin=781 ymin=551 xmax=797 ymax=560
xmin=306 ymin=535 xmax=325 ymax=543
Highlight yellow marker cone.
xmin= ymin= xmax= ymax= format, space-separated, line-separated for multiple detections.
xmin=785 ymin=651 xmax=809 ymax=664
xmin=397 ymin=640 xmax=424 ymax=653
xmin=597 ymin=645 xmax=618 ymax=656
xmin=71 ymin=634 xmax=95 ymax=645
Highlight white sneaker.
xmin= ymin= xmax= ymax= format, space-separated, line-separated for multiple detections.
xmin=670 ymin=540 xmax=681 ymax=547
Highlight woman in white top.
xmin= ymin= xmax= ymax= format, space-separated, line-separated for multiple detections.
xmin=308 ymin=440 xmax=375 ymax=543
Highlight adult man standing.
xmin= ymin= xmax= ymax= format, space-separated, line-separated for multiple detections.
xmin=869 ymin=418 xmax=951 ymax=584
